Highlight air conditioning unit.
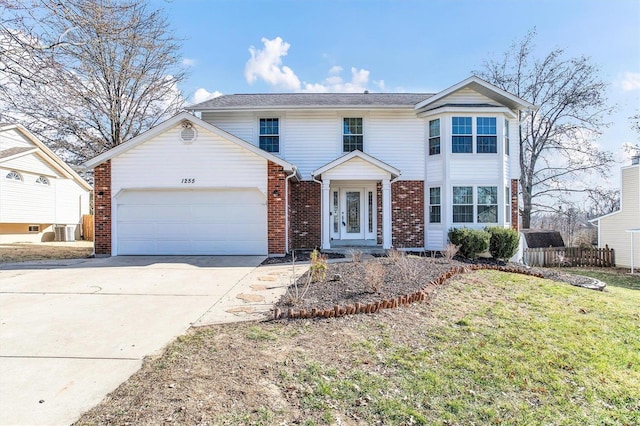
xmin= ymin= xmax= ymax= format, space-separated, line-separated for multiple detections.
xmin=54 ymin=225 xmax=76 ymax=242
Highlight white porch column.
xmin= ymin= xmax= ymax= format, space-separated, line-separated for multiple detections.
xmin=322 ymin=179 xmax=331 ymax=250
xmin=382 ymin=179 xmax=392 ymax=249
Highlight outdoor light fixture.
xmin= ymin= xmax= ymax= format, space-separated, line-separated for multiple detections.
xmin=272 ymin=189 xmax=279 ymax=197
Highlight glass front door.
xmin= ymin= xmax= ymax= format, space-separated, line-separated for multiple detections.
xmin=340 ymin=188 xmax=365 ymax=239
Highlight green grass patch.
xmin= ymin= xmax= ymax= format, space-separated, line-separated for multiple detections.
xmin=290 ymin=271 xmax=640 ymax=425
xmin=562 ymin=267 xmax=640 ymax=291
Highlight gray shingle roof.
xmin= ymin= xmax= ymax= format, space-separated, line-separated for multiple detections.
xmin=0 ymin=146 xmax=34 ymax=160
xmin=189 ymin=93 xmax=435 ymax=110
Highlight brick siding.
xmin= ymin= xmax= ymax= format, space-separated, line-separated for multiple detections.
xmin=94 ymin=160 xmax=112 ymax=255
xmin=289 ymin=181 xmax=321 ymax=249
xmin=391 ymin=180 xmax=424 ymax=248
xmin=267 ymin=161 xmax=287 ymax=255
xmin=511 ymin=179 xmax=519 ymax=231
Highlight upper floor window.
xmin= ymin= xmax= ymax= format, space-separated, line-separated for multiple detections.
xmin=343 ymin=117 xmax=363 ymax=152
xmin=428 ymin=119 xmax=441 ymax=155
xmin=504 ymin=118 xmax=510 ymax=156
xmin=5 ymin=171 xmax=22 ymax=181
xmin=36 ymin=176 xmax=49 ymax=185
xmin=429 ymin=187 xmax=441 ymax=223
xmin=259 ymin=118 xmax=279 ymax=153
xmin=452 ymin=117 xmax=472 ymax=153
xmin=476 ymin=117 xmax=497 ymax=153
xmin=453 ymin=186 xmax=473 ymax=223
xmin=477 ymin=186 xmax=498 ymax=223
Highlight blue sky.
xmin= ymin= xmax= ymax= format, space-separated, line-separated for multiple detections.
xmin=152 ymin=0 xmax=639 ymax=172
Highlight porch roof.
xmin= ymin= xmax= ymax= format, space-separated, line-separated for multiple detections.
xmin=311 ymin=150 xmax=401 ymax=180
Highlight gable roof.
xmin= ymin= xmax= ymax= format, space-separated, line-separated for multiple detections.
xmin=415 ymin=76 xmax=537 ymax=112
xmin=82 ymin=111 xmax=299 ymax=177
xmin=521 ymin=230 xmax=565 ymax=248
xmin=0 ymin=124 xmax=92 ymax=191
xmin=312 ymin=150 xmax=401 ymax=179
xmin=189 ymin=93 xmax=434 ymax=111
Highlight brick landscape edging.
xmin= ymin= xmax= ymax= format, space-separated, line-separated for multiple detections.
xmin=273 ymin=264 xmax=544 ymax=320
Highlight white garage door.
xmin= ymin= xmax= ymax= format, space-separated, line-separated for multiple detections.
xmin=116 ymin=189 xmax=267 ymax=255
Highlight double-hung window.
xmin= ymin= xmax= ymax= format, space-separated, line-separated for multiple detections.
xmin=259 ymin=118 xmax=279 ymax=153
xmin=504 ymin=119 xmax=510 ymax=155
xmin=476 ymin=117 xmax=497 ymax=153
xmin=429 ymin=187 xmax=441 ymax=223
xmin=453 ymin=186 xmax=473 ymax=223
xmin=477 ymin=186 xmax=498 ymax=223
xmin=505 ymin=186 xmax=511 ymax=223
xmin=428 ymin=119 xmax=440 ymax=155
xmin=343 ymin=117 xmax=363 ymax=152
xmin=452 ymin=117 xmax=472 ymax=153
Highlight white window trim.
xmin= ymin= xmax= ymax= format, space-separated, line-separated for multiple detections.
xmin=450 ymin=115 xmax=500 ymax=155
xmin=428 ymin=186 xmax=441 ymax=223
xmin=257 ymin=116 xmax=282 ymax=154
xmin=340 ymin=115 xmax=365 ymax=154
xmin=5 ymin=171 xmax=22 ymax=181
xmin=451 ymin=185 xmax=500 ymax=224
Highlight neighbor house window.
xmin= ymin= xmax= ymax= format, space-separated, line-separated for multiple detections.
xmin=505 ymin=186 xmax=511 ymax=223
xmin=477 ymin=186 xmax=498 ymax=223
xmin=5 ymin=171 xmax=21 ymax=181
xmin=259 ymin=118 xmax=279 ymax=153
xmin=476 ymin=117 xmax=497 ymax=153
xmin=429 ymin=187 xmax=441 ymax=223
xmin=35 ymin=176 xmax=49 ymax=185
xmin=28 ymin=225 xmax=40 ymax=232
xmin=343 ymin=117 xmax=363 ymax=152
xmin=453 ymin=186 xmax=473 ymax=223
xmin=452 ymin=117 xmax=472 ymax=153
xmin=504 ymin=119 xmax=510 ymax=156
xmin=428 ymin=119 xmax=441 ymax=155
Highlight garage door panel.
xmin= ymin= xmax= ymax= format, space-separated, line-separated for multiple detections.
xmin=116 ymin=189 xmax=267 ymax=255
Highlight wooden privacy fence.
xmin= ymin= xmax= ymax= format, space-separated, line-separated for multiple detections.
xmin=524 ymin=246 xmax=614 ymax=267
xmin=82 ymin=214 xmax=94 ymax=241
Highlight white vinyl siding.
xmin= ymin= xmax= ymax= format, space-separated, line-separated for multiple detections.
xmin=0 ymin=129 xmax=32 ymax=150
xmin=426 ymin=87 xmax=501 ymax=110
xmin=200 ymin=111 xmax=256 ymax=144
xmin=111 ymin=124 xmax=267 ymax=195
xmin=2 ymin=153 xmax=59 ymax=177
xmin=322 ymin=157 xmax=391 ymax=181
xmin=598 ymin=165 xmax=640 ymax=268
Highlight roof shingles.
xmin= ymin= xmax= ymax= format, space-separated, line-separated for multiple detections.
xmin=189 ymin=93 xmax=435 ymax=110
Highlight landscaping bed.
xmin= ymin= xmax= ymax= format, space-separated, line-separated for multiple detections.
xmin=273 ymin=254 xmax=606 ymax=319
xmin=0 ymin=241 xmax=93 ymax=263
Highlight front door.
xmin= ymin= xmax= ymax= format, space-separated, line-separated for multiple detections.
xmin=340 ymin=188 xmax=365 ymax=240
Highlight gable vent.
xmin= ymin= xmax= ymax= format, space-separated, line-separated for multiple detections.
xmin=180 ymin=120 xmax=197 ymax=143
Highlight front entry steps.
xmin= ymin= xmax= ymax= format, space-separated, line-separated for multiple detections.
xmin=324 ymin=245 xmax=386 ymax=256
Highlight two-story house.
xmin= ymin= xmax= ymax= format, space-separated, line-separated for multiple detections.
xmin=84 ymin=76 xmax=534 ymax=256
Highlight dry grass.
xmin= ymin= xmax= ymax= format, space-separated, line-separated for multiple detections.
xmin=0 ymin=242 xmax=93 ymax=263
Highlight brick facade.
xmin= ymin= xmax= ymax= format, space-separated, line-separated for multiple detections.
xmin=391 ymin=180 xmax=424 ymax=248
xmin=511 ymin=179 xmax=519 ymax=231
xmin=94 ymin=160 xmax=112 ymax=255
xmin=289 ymin=181 xmax=321 ymax=249
xmin=267 ymin=161 xmax=287 ymax=255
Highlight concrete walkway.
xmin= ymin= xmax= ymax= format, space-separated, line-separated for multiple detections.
xmin=0 ymin=256 xmax=301 ymax=425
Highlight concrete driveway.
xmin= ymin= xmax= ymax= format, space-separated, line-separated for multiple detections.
xmin=0 ymin=255 xmax=293 ymax=425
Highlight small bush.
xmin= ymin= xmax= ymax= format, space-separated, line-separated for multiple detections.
xmin=441 ymin=243 xmax=460 ymax=261
xmin=447 ymin=227 xmax=490 ymax=260
xmin=364 ymin=262 xmax=385 ymax=293
xmin=485 ymin=226 xmax=520 ymax=261
xmin=309 ymin=249 xmax=328 ymax=282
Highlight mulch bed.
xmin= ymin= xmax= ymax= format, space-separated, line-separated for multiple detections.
xmin=273 ymin=255 xmax=604 ymax=320
xmin=260 ymin=250 xmax=344 ymax=265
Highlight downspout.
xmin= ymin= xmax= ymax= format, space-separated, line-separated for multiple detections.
xmin=284 ymin=166 xmax=298 ymax=254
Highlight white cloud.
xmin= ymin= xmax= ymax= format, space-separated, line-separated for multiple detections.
xmin=302 ymin=67 xmax=371 ymax=93
xmin=192 ymin=88 xmax=222 ymax=104
xmin=245 ymin=37 xmax=301 ymax=91
xmin=182 ymin=58 xmax=196 ymax=67
xmin=619 ymin=72 xmax=640 ymax=91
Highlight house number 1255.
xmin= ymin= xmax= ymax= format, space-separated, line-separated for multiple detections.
xmin=181 ymin=178 xmax=195 ymax=184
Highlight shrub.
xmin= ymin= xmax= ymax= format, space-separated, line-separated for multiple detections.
xmin=485 ymin=226 xmax=520 ymax=261
xmin=447 ymin=227 xmax=490 ymax=260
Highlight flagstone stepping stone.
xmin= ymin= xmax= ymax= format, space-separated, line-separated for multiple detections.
xmin=257 ymin=276 xmax=277 ymax=281
xmin=250 ymin=284 xmax=268 ymax=291
xmin=236 ymin=293 xmax=265 ymax=303
xmin=226 ymin=306 xmax=255 ymax=314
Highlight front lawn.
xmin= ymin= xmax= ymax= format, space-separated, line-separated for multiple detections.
xmin=562 ymin=267 xmax=640 ymax=291
xmin=76 ymin=269 xmax=640 ymax=425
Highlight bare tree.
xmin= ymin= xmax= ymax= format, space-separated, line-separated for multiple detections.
xmin=0 ymin=0 xmax=186 ymax=163
xmin=475 ymin=29 xmax=615 ymax=228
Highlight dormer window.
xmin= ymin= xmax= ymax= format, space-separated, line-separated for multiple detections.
xmin=36 ymin=176 xmax=49 ymax=185
xmin=5 ymin=171 xmax=22 ymax=181
xmin=259 ymin=118 xmax=279 ymax=153
xmin=343 ymin=117 xmax=363 ymax=152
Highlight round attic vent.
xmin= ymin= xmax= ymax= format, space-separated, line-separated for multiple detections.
xmin=180 ymin=121 xmax=197 ymax=142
